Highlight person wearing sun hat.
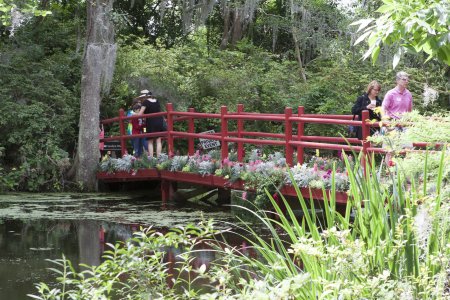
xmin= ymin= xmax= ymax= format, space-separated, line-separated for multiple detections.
xmin=139 ymin=89 xmax=151 ymax=97
xmin=137 ymin=90 xmax=165 ymax=158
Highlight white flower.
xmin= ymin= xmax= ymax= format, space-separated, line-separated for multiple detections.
xmin=422 ymin=84 xmax=439 ymax=107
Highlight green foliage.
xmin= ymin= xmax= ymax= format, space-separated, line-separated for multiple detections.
xmin=114 ymin=34 xmax=449 ymax=141
xmin=1 ymin=0 xmax=448 ymax=193
xmin=0 ymin=16 xmax=80 ymax=191
xmin=0 ymin=1 xmax=52 ymax=27
xmin=30 ymin=221 xmax=218 ymax=300
xmin=369 ymin=111 xmax=450 ymax=191
xmin=352 ymin=0 xmax=450 ymax=67
xmin=32 ymin=153 xmax=450 ymax=298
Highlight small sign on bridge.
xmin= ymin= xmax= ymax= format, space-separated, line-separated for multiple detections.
xmin=199 ymin=130 xmax=221 ymax=150
xmin=103 ymin=141 xmax=122 ymax=151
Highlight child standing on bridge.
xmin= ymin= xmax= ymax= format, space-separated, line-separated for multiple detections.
xmin=131 ymin=104 xmax=147 ymax=157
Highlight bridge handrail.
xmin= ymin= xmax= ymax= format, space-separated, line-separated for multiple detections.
xmin=237 ymin=112 xmax=356 ymax=120
xmin=100 ymin=104 xmax=373 ymax=164
xmin=100 ymin=103 xmax=439 ymax=169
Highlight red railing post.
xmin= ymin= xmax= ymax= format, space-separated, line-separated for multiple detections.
xmin=297 ymin=106 xmax=305 ymax=164
xmin=166 ymin=103 xmax=174 ymax=157
xmin=188 ymin=108 xmax=195 ymax=155
xmin=221 ymin=106 xmax=229 ymax=161
xmin=285 ymin=107 xmax=293 ymax=166
xmin=361 ymin=110 xmax=370 ymax=172
xmin=119 ymin=108 xmax=126 ymax=156
xmin=237 ymin=104 xmax=244 ymax=162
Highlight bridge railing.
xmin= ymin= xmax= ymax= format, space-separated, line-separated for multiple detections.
xmin=100 ymin=103 xmax=438 ymax=167
xmin=100 ymin=103 xmax=373 ymax=165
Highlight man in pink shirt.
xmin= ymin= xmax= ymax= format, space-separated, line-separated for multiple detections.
xmin=381 ymin=71 xmax=413 ymax=167
xmin=382 ymin=71 xmax=413 ymax=119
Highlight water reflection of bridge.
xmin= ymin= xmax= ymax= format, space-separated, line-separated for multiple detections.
xmin=0 ymin=217 xmax=252 ymax=296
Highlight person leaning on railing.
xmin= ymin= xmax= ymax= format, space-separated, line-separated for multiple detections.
xmin=351 ymin=80 xmax=382 ymax=140
xmin=380 ymin=71 xmax=413 ymax=165
xmin=137 ymin=90 xmax=165 ymax=158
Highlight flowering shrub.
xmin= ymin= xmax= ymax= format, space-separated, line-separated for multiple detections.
xmin=168 ymin=155 xmax=188 ymax=172
xmin=98 ymin=149 xmax=351 ymax=206
xmin=285 ymin=164 xmax=318 ymax=188
xmin=181 ymin=151 xmax=221 ymax=176
xmin=99 ymin=154 xmax=135 ymax=173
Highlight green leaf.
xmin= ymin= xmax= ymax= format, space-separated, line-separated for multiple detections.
xmin=355 ymin=18 xmax=375 ymax=33
xmin=367 ymin=33 xmax=380 ymax=47
xmin=423 ymin=41 xmax=433 ymax=55
xmin=354 ymin=30 xmax=373 ymax=46
xmin=416 ymin=19 xmax=436 ymax=35
xmin=371 ymin=46 xmax=381 ymax=64
xmin=376 ymin=4 xmax=394 ymax=14
xmin=392 ymin=47 xmax=402 ymax=69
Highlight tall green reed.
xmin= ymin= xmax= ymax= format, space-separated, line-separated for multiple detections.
xmin=212 ymin=150 xmax=449 ymax=299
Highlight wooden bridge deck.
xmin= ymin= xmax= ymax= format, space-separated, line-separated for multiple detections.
xmin=97 ymin=168 xmax=349 ymax=205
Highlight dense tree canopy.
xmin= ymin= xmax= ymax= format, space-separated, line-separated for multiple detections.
xmin=0 ymin=0 xmax=448 ymax=191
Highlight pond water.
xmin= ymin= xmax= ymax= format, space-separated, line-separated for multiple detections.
xmin=0 ymin=193 xmax=239 ymax=300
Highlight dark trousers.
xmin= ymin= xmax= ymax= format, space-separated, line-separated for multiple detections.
xmin=132 ymin=138 xmax=148 ymax=157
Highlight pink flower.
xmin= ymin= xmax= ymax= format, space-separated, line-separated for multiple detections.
xmin=313 ymin=163 xmax=318 ymax=172
xmin=242 ymin=192 xmax=247 ymax=200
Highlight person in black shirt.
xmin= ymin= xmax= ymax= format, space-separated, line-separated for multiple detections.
xmin=351 ymin=80 xmax=382 ymax=140
xmin=137 ymin=90 xmax=165 ymax=157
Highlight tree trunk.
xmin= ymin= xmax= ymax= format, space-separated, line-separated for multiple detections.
xmin=289 ymin=0 xmax=306 ymax=82
xmin=292 ymin=33 xmax=306 ymax=82
xmin=75 ymin=0 xmax=116 ymax=191
xmin=230 ymin=10 xmax=243 ymax=48
xmin=220 ymin=6 xmax=231 ymax=50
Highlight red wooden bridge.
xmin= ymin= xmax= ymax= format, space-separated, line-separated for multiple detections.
xmin=98 ymin=103 xmax=432 ymax=206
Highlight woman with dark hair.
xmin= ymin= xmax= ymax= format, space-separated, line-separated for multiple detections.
xmin=351 ymin=80 xmax=382 ymax=140
xmin=137 ymin=90 xmax=165 ymax=157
